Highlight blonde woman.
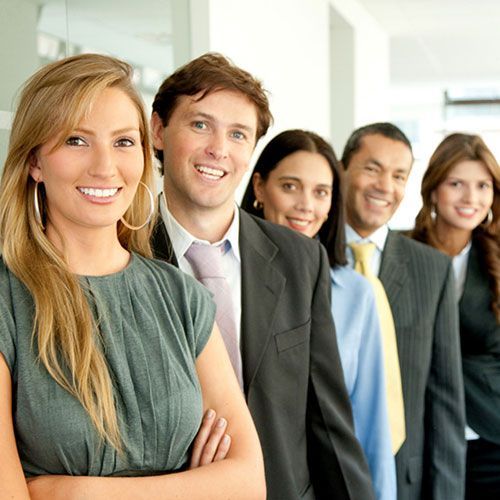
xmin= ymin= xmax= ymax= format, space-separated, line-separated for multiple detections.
xmin=411 ymin=133 xmax=500 ymax=499
xmin=0 ymin=54 xmax=264 ymax=499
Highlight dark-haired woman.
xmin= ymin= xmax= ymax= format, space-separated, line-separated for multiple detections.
xmin=242 ymin=129 xmax=396 ymax=500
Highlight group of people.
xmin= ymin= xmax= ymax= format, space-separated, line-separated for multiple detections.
xmin=0 ymin=50 xmax=498 ymax=500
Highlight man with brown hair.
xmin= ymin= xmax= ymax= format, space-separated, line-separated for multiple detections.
xmin=150 ymin=53 xmax=374 ymax=499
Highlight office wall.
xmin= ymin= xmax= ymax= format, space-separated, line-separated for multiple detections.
xmin=199 ymin=0 xmax=331 ymax=140
xmin=329 ymin=0 xmax=389 ymax=152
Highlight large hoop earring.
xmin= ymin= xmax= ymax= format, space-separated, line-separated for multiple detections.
xmin=33 ymin=182 xmax=45 ymax=230
xmin=481 ymin=208 xmax=493 ymax=228
xmin=120 ymin=181 xmax=155 ymax=231
xmin=253 ymin=199 xmax=263 ymax=210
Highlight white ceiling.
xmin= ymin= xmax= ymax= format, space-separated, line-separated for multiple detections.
xmin=356 ymin=0 xmax=500 ymax=84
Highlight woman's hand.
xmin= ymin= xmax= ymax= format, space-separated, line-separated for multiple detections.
xmin=189 ymin=409 xmax=231 ymax=468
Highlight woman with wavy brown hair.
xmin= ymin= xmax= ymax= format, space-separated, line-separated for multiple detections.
xmin=0 ymin=53 xmax=264 ymax=499
xmin=411 ymin=132 xmax=500 ymax=499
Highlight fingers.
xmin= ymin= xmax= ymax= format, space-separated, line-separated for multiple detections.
xmin=198 ymin=417 xmax=228 ymax=466
xmin=213 ymin=433 xmax=231 ymax=462
xmin=190 ymin=408 xmax=216 ymax=468
xmin=189 ymin=409 xmax=232 ymax=468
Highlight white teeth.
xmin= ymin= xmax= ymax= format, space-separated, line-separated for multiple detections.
xmin=289 ymin=218 xmax=309 ymax=227
xmin=195 ymin=165 xmax=224 ymax=179
xmin=78 ymin=187 xmax=118 ymax=198
xmin=367 ymin=196 xmax=389 ymax=207
xmin=457 ymin=207 xmax=475 ymax=215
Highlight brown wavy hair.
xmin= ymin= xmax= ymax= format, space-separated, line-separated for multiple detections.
xmin=0 ymin=53 xmax=156 ymax=449
xmin=411 ymin=133 xmax=500 ymax=322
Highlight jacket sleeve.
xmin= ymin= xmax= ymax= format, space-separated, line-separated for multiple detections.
xmin=423 ymin=261 xmax=466 ymax=499
xmin=307 ymin=243 xmax=375 ymax=500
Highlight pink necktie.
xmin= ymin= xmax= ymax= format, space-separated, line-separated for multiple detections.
xmin=185 ymin=242 xmax=243 ymax=389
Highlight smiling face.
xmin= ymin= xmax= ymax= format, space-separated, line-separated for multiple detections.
xmin=30 ymin=87 xmax=144 ymax=239
xmin=253 ymin=150 xmax=333 ymax=238
xmin=432 ymin=160 xmax=494 ymax=235
xmin=343 ymin=133 xmax=413 ymax=237
xmin=152 ymin=88 xmax=258 ymax=233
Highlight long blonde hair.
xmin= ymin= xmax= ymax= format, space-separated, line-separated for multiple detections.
xmin=0 ymin=54 xmax=156 ymax=449
xmin=412 ymin=133 xmax=500 ymax=322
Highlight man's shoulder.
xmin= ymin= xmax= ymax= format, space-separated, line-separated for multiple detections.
xmin=240 ymin=210 xmax=320 ymax=250
xmin=238 ymin=211 xmax=326 ymax=278
xmin=386 ymin=230 xmax=451 ymax=267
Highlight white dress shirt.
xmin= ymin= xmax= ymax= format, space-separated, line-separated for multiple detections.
xmin=452 ymin=241 xmax=472 ymax=300
xmin=160 ymin=194 xmax=243 ymax=345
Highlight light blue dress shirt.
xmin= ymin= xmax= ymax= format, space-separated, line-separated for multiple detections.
xmin=331 ymin=265 xmax=396 ymax=500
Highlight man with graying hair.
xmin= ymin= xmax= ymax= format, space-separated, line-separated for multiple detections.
xmin=150 ymin=52 xmax=375 ymax=499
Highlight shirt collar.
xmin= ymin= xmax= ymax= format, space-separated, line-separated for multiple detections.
xmin=457 ymin=240 xmax=472 ymax=258
xmin=160 ymin=193 xmax=241 ymax=262
xmin=345 ymin=223 xmax=389 ymax=253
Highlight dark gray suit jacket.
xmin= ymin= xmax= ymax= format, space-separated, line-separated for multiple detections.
xmin=152 ymin=209 xmax=374 ymax=500
xmin=460 ymin=241 xmax=500 ymax=444
xmin=380 ymin=232 xmax=466 ymax=500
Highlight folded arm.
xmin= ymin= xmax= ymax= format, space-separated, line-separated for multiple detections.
xmin=1 ymin=327 xmax=265 ymax=500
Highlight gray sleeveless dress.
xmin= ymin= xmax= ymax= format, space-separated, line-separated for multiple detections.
xmin=0 ymin=253 xmax=215 ymax=477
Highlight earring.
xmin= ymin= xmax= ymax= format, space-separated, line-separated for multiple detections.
xmin=430 ymin=204 xmax=437 ymax=222
xmin=33 ymin=182 xmax=45 ymax=230
xmin=120 ymin=181 xmax=155 ymax=230
xmin=481 ymin=208 xmax=493 ymax=228
xmin=253 ymin=199 xmax=263 ymax=210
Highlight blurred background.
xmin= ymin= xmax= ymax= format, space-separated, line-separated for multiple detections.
xmin=1 ymin=0 xmax=499 ymax=228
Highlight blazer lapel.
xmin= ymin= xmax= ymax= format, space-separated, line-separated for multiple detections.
xmin=151 ymin=214 xmax=178 ymax=266
xmin=379 ymin=231 xmax=409 ymax=303
xmin=239 ymin=211 xmax=286 ymax=392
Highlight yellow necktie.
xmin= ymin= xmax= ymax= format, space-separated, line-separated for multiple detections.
xmin=349 ymin=242 xmax=406 ymax=454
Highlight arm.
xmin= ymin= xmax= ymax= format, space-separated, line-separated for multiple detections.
xmin=307 ymin=245 xmax=375 ymax=500
xmin=28 ymin=326 xmax=265 ymax=500
xmin=423 ymin=262 xmax=466 ymax=499
xmin=350 ymin=287 xmax=396 ymax=500
xmin=0 ymin=354 xmax=31 ymax=499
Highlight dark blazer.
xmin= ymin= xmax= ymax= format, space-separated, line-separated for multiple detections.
xmin=460 ymin=241 xmax=500 ymax=444
xmin=380 ymin=232 xmax=466 ymax=500
xmin=152 ymin=209 xmax=374 ymax=500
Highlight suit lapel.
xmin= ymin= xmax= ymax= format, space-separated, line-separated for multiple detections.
xmin=379 ymin=231 xmax=409 ymax=304
xmin=151 ymin=214 xmax=178 ymax=266
xmin=239 ymin=211 xmax=286 ymax=392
